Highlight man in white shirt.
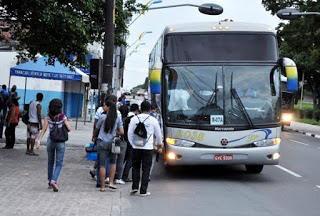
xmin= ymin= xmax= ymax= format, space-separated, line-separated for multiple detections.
xmin=26 ymin=93 xmax=43 ymax=156
xmin=128 ymin=101 xmax=162 ymax=196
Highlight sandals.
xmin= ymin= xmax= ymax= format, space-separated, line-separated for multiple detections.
xmin=100 ymin=188 xmax=105 ymax=192
xmin=108 ymin=185 xmax=117 ymax=190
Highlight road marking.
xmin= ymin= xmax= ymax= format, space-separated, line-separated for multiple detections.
xmin=316 ymin=185 xmax=320 ymax=189
xmin=290 ymin=140 xmax=310 ymax=146
xmin=275 ymin=165 xmax=302 ymax=178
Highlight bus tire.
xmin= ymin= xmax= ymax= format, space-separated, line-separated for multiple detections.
xmin=164 ymin=163 xmax=178 ymax=172
xmin=245 ymin=165 xmax=263 ymax=174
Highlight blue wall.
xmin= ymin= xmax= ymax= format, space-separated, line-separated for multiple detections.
xmin=16 ymin=89 xmax=83 ymax=117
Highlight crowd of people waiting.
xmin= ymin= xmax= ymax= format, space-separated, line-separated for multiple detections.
xmin=1 ymin=87 xmax=163 ymax=196
xmin=90 ymin=95 xmax=163 ymax=196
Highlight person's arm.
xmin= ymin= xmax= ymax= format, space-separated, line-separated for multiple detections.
xmin=92 ymin=128 xmax=100 ymax=142
xmin=36 ymin=104 xmax=42 ymax=129
xmin=36 ymin=118 xmax=49 ymax=149
xmin=127 ymin=117 xmax=135 ymax=146
xmin=116 ymin=115 xmax=124 ymax=136
xmin=7 ymin=106 xmax=15 ymax=126
xmin=153 ymin=119 xmax=162 ymax=147
xmin=92 ymin=116 xmax=103 ymax=141
xmin=64 ymin=119 xmax=72 ymax=132
xmin=93 ymin=119 xmax=98 ymax=131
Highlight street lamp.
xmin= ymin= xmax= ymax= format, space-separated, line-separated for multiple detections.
xmin=277 ymin=8 xmax=320 ymax=20
xmin=146 ymin=3 xmax=223 ymax=15
xmin=127 ymin=43 xmax=146 ymax=57
xmin=127 ymin=31 xmax=152 ymax=50
xmin=128 ymin=0 xmax=163 ymax=27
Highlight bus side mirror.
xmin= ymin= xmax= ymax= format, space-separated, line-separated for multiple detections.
xmin=280 ymin=58 xmax=298 ymax=92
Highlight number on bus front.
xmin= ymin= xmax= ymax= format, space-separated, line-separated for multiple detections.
xmin=176 ymin=130 xmax=204 ymax=141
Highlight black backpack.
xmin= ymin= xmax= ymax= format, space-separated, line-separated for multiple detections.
xmin=134 ymin=115 xmax=149 ymax=139
xmin=0 ymin=91 xmax=9 ymax=109
xmin=50 ymin=116 xmax=69 ymax=142
xmin=22 ymin=101 xmax=32 ymax=125
xmin=123 ymin=115 xmax=134 ymax=142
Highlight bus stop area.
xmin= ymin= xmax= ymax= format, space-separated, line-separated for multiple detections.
xmin=0 ymin=119 xmax=124 ymax=216
xmin=0 ymin=119 xmax=319 ymax=216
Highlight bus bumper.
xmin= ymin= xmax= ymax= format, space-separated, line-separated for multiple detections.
xmin=165 ymin=144 xmax=280 ymax=166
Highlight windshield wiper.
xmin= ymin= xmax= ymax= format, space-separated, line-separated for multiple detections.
xmin=196 ymin=72 xmax=219 ymax=127
xmin=230 ymin=88 xmax=254 ymax=129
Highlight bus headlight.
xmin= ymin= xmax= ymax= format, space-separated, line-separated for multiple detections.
xmin=254 ymin=138 xmax=281 ymax=147
xmin=166 ymin=137 xmax=195 ymax=147
xmin=281 ymin=113 xmax=293 ymax=122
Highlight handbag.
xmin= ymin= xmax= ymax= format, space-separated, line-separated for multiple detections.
xmin=111 ymin=137 xmax=121 ymax=154
xmin=50 ymin=116 xmax=68 ymax=142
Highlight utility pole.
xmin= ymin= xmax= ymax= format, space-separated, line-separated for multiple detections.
xmin=101 ymin=0 xmax=115 ymax=101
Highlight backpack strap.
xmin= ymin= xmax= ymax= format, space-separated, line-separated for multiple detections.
xmin=142 ymin=115 xmax=150 ymax=123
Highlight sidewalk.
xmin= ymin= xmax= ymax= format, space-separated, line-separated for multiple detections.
xmin=0 ymin=118 xmax=94 ymax=147
xmin=0 ymin=118 xmax=130 ymax=216
xmin=285 ymin=121 xmax=320 ymax=138
xmin=0 ymin=143 xmax=122 ymax=216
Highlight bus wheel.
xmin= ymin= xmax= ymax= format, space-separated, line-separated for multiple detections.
xmin=164 ymin=163 xmax=179 ymax=172
xmin=245 ymin=165 xmax=264 ymax=174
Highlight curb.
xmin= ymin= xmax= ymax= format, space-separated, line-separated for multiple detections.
xmin=285 ymin=128 xmax=320 ymax=139
xmin=0 ymin=138 xmax=85 ymax=147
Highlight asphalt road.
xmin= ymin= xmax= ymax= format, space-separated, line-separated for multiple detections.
xmin=119 ymin=130 xmax=320 ymax=216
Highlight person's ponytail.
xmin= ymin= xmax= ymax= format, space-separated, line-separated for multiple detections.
xmin=104 ymin=99 xmax=117 ymax=134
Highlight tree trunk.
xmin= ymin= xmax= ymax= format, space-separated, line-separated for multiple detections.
xmin=313 ymin=76 xmax=320 ymax=109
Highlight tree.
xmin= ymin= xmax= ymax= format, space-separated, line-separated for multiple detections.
xmin=0 ymin=0 xmax=145 ymax=69
xmin=261 ymin=0 xmax=320 ymax=109
xmin=130 ymin=77 xmax=149 ymax=94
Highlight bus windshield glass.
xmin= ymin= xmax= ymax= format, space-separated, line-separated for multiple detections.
xmin=165 ymin=65 xmax=281 ymax=127
xmin=165 ymin=34 xmax=277 ymax=62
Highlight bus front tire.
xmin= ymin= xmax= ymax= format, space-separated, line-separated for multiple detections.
xmin=245 ymin=165 xmax=264 ymax=173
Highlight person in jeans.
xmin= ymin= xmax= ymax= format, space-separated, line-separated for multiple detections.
xmin=121 ymin=103 xmax=139 ymax=182
xmin=27 ymin=93 xmax=43 ymax=156
xmin=0 ymin=85 xmax=9 ymax=139
xmin=3 ymin=98 xmax=19 ymax=149
xmin=36 ymin=99 xmax=71 ymax=192
xmin=92 ymin=99 xmax=124 ymax=192
xmin=149 ymin=103 xmax=163 ymax=180
xmin=128 ymin=101 xmax=162 ymax=197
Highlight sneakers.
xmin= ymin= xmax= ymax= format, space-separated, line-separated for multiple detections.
xmin=115 ymin=179 xmax=125 ymax=185
xmin=50 ymin=180 xmax=59 ymax=192
xmin=140 ymin=192 xmax=151 ymax=197
xmin=130 ymin=189 xmax=138 ymax=195
xmin=89 ymin=169 xmax=96 ymax=179
xmin=105 ymin=177 xmax=109 ymax=183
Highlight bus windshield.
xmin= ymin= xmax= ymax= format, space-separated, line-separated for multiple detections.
xmin=165 ymin=34 xmax=278 ymax=62
xmin=165 ymin=65 xmax=281 ymax=127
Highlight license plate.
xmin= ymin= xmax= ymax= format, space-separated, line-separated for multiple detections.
xmin=214 ymin=154 xmax=233 ymax=161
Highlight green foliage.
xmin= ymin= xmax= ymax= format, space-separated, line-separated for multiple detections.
xmin=294 ymin=102 xmax=314 ymax=110
xmin=262 ymin=0 xmax=320 ymax=109
xmin=295 ymin=118 xmax=320 ymax=126
xmin=130 ymin=77 xmax=149 ymax=94
xmin=0 ymin=0 xmax=146 ymax=69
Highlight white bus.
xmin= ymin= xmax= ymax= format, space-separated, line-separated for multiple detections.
xmin=148 ymin=21 xmax=298 ymax=173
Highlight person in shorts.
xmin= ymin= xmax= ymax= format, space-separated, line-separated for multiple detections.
xmin=92 ymin=98 xmax=124 ymax=192
xmin=27 ymin=93 xmax=43 ymax=155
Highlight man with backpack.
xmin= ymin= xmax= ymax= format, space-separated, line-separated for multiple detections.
xmin=127 ymin=101 xmax=162 ymax=197
xmin=26 ymin=93 xmax=43 ymax=156
xmin=0 ymin=85 xmax=9 ymax=138
xmin=121 ymin=103 xmax=139 ymax=183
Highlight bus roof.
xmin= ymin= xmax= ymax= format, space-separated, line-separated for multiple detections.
xmin=164 ymin=22 xmax=275 ymax=34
